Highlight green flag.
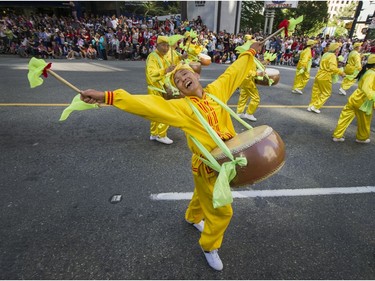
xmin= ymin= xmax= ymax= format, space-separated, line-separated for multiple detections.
xmin=60 ymin=94 xmax=99 ymax=121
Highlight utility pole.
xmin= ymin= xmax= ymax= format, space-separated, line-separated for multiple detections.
xmin=349 ymin=0 xmax=363 ymax=39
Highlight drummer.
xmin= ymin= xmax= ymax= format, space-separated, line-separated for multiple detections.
xmin=292 ymin=39 xmax=317 ymax=95
xmin=307 ymin=42 xmax=346 ymax=114
xmin=235 ymin=35 xmax=262 ymax=122
xmin=79 ymin=41 xmax=264 ymax=271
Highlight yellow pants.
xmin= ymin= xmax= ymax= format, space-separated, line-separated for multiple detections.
xmin=236 ymin=86 xmax=260 ymax=115
xmin=309 ymin=78 xmax=332 ymax=109
xmin=185 ymin=164 xmax=233 ymax=251
xmin=149 ymin=90 xmax=169 ymax=137
xmin=340 ymin=76 xmax=356 ymax=91
xmin=150 ymin=121 xmax=169 ymax=138
xmin=332 ymin=101 xmax=373 ymax=140
xmin=293 ymin=69 xmax=310 ymax=91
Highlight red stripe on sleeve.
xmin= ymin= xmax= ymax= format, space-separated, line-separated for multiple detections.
xmin=107 ymin=91 xmax=113 ymax=105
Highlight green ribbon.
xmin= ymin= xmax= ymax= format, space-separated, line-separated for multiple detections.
xmin=59 ymin=94 xmax=99 ymax=121
xmin=359 ymin=99 xmax=374 ymax=115
xmin=254 ymin=57 xmax=274 ymax=86
xmin=187 ymin=95 xmax=250 ymax=209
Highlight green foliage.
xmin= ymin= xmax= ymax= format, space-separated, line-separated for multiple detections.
xmin=275 ymin=1 xmax=329 ymax=36
xmin=123 ymin=1 xmax=180 ymax=17
xmin=240 ymin=1 xmax=329 ymax=36
xmin=240 ymin=1 xmax=265 ymax=33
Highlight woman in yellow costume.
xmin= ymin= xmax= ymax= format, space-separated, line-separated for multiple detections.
xmin=307 ymin=42 xmax=346 ymax=114
xmin=79 ymin=41 xmax=263 ymax=271
xmin=292 ymin=39 xmax=317 ymax=95
xmin=145 ymin=35 xmax=175 ymax=145
xmin=235 ymin=35 xmax=261 ymax=122
xmin=332 ymin=54 xmax=375 ymax=143
xmin=338 ymin=42 xmax=363 ymax=96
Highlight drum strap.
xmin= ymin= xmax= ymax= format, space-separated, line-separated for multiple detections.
xmin=187 ymin=95 xmax=250 ymax=209
xmin=254 ymin=57 xmax=275 ymax=86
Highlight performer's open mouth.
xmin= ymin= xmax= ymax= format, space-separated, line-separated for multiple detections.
xmin=185 ymin=81 xmax=192 ymax=88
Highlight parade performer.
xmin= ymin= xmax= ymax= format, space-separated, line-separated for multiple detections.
xmin=292 ymin=39 xmax=317 ymax=95
xmin=307 ymin=42 xmax=346 ymax=114
xmin=79 ymin=41 xmax=264 ymax=271
xmin=338 ymin=42 xmax=363 ymax=96
xmin=332 ymin=54 xmax=375 ymax=143
xmin=235 ymin=35 xmax=261 ymax=122
xmin=145 ymin=35 xmax=175 ymax=144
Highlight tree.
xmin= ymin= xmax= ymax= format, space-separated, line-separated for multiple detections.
xmin=122 ymin=1 xmax=180 ymax=17
xmin=240 ymin=0 xmax=265 ymax=34
xmin=273 ymin=1 xmax=329 ymax=36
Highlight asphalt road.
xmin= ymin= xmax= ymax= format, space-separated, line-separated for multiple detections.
xmin=0 ymin=55 xmax=374 ymax=280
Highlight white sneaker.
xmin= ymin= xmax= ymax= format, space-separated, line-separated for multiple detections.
xmin=186 ymin=219 xmax=204 ymax=232
xmin=201 ymin=248 xmax=223 ymax=271
xmin=307 ymin=106 xmax=312 ymax=112
xmin=156 ymin=136 xmax=173 ymax=145
xmin=355 ymin=138 xmax=370 ymax=144
xmin=150 ymin=135 xmax=157 ymax=141
xmin=338 ymin=88 xmax=347 ymax=96
xmin=310 ymin=106 xmax=321 ymax=114
xmin=332 ymin=137 xmax=345 ymax=142
xmin=243 ymin=113 xmax=257 ymax=121
xmin=237 ymin=113 xmax=244 ymax=118
xmin=296 ymin=89 xmax=303 ymax=95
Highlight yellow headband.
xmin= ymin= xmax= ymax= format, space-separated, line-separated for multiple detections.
xmin=164 ymin=63 xmax=195 ymax=96
xmin=244 ymin=34 xmax=252 ymax=42
xmin=306 ymin=39 xmax=317 ymax=46
xmin=328 ymin=42 xmax=342 ymax=52
xmin=157 ymin=36 xmax=169 ymax=44
xmin=368 ymin=54 xmax=375 ymax=64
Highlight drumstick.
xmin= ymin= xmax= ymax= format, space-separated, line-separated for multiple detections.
xmin=260 ymin=28 xmax=284 ymax=44
xmin=47 ymin=69 xmax=81 ymax=93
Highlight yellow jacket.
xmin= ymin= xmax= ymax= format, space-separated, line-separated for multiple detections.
xmin=145 ymin=50 xmax=170 ymax=93
xmin=349 ymin=69 xmax=375 ymax=108
xmin=344 ymin=50 xmax=362 ymax=75
xmin=166 ymin=49 xmax=183 ymax=66
xmin=316 ymin=52 xmax=344 ymax=81
xmin=297 ymin=47 xmax=312 ymax=70
xmin=105 ymin=50 xmax=257 ymax=175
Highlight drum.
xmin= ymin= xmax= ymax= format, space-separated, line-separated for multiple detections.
xmin=189 ymin=62 xmax=202 ymax=74
xmin=210 ymin=125 xmax=285 ymax=187
xmin=198 ymin=53 xmax=212 ymax=66
xmin=255 ymin=68 xmax=280 ymax=86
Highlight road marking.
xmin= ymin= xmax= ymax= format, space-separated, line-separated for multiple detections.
xmin=150 ymin=186 xmax=375 ymax=201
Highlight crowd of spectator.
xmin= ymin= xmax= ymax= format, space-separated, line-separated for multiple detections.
xmin=1 ymin=11 xmax=374 ymax=66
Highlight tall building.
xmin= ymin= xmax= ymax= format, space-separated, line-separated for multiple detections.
xmin=326 ymin=0 xmax=375 ymax=39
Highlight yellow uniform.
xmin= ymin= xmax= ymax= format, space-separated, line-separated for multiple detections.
xmin=104 ymin=50 xmax=257 ymax=251
xmin=293 ymin=46 xmax=312 ymax=92
xmin=309 ymin=52 xmax=344 ymax=110
xmin=333 ymin=68 xmax=375 ymax=141
xmin=166 ymin=49 xmax=183 ymax=66
xmin=145 ymin=50 xmax=171 ymax=138
xmin=236 ymin=64 xmax=260 ymax=116
xmin=340 ymin=49 xmax=362 ymax=91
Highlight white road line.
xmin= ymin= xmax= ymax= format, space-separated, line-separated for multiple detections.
xmin=150 ymin=186 xmax=375 ymax=201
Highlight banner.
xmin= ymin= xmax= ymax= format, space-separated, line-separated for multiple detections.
xmin=264 ymin=1 xmax=298 ymax=9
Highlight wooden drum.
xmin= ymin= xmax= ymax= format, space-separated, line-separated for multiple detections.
xmin=210 ymin=125 xmax=285 ymax=187
xmin=198 ymin=53 xmax=212 ymax=66
xmin=255 ymin=68 xmax=280 ymax=86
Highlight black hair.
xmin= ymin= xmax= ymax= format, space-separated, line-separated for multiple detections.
xmin=356 ymin=63 xmax=375 ymax=81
